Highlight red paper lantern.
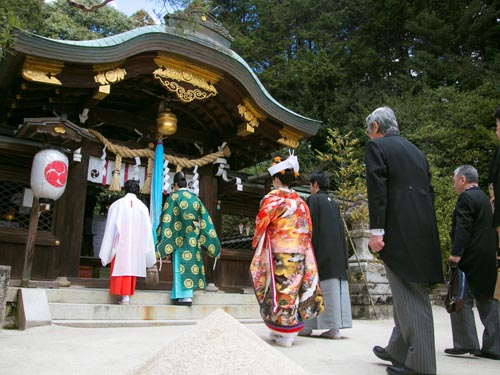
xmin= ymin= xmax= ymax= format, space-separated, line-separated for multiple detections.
xmin=30 ymin=148 xmax=69 ymax=202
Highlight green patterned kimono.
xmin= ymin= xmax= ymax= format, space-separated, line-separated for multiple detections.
xmin=156 ymin=189 xmax=221 ymax=291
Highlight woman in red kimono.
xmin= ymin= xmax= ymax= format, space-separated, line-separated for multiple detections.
xmin=250 ymin=153 xmax=324 ymax=347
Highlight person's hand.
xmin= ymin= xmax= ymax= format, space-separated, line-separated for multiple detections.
xmin=448 ymin=255 xmax=461 ymax=268
xmin=368 ymin=235 xmax=385 ymax=252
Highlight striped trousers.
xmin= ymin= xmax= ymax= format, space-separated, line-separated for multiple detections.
xmin=450 ymin=287 xmax=500 ymax=356
xmin=385 ymin=266 xmax=437 ymax=375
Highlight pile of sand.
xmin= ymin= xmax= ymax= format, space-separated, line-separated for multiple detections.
xmin=130 ymin=309 xmax=307 ymax=375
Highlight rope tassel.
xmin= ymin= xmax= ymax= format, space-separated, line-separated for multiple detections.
xmin=109 ymin=154 xmax=122 ymax=191
xmin=140 ymin=158 xmax=154 ymax=194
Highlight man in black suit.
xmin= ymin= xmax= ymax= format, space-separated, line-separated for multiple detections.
xmin=445 ymin=165 xmax=500 ymax=360
xmin=364 ymin=106 xmax=443 ymax=375
xmin=299 ymin=171 xmax=352 ymax=339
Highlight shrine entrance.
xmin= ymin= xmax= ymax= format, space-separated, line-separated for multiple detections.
xmin=0 ymin=10 xmax=320 ymax=290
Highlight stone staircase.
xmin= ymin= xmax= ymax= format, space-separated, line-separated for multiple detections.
xmin=7 ymin=286 xmax=261 ymax=329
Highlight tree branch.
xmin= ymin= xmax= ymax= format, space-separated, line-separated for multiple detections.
xmin=66 ymin=0 xmax=115 ymax=12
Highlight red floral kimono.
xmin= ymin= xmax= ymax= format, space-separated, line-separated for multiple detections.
xmin=250 ymin=188 xmax=324 ymax=333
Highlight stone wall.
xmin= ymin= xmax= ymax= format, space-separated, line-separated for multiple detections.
xmin=349 ymin=260 xmax=393 ymax=320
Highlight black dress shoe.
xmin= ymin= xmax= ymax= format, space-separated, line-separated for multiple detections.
xmin=473 ymin=351 xmax=500 ymax=360
xmin=373 ymin=346 xmax=402 ymax=365
xmin=386 ymin=365 xmax=430 ymax=375
xmin=444 ymin=347 xmax=480 ymax=355
xmin=173 ymin=299 xmax=192 ymax=306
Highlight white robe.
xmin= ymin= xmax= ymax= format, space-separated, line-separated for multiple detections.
xmin=99 ymin=193 xmax=156 ymax=277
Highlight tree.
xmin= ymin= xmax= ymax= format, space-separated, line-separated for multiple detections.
xmin=131 ymin=9 xmax=156 ymax=28
xmin=315 ymin=128 xmax=368 ymax=228
xmin=64 ymin=0 xmax=114 ymax=11
xmin=63 ymin=0 xmax=205 ymax=14
xmin=405 ymin=0 xmax=500 ymax=91
xmin=38 ymin=0 xmax=135 ymax=40
xmin=0 ymin=0 xmax=44 ymax=59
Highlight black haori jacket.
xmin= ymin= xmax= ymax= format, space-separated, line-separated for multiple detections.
xmin=307 ymin=190 xmax=348 ymax=280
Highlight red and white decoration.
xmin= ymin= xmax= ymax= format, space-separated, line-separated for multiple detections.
xmin=87 ymin=156 xmax=146 ymax=187
xmin=30 ymin=148 xmax=69 ymax=201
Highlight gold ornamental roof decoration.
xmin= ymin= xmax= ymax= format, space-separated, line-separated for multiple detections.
xmin=153 ymin=54 xmax=222 ymax=103
xmin=22 ymin=56 xmax=63 ymax=86
xmin=237 ymin=104 xmax=259 ymax=129
xmin=277 ymin=127 xmax=301 ymax=148
xmin=94 ymin=67 xmax=127 ymax=85
xmin=236 ymin=99 xmax=266 ymax=137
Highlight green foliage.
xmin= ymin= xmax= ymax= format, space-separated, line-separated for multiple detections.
xmin=93 ymin=187 xmax=124 ymax=216
xmin=315 ymin=128 xmax=368 ymax=225
xmin=130 ymin=9 xmax=156 ymax=28
xmin=430 ymin=165 xmax=455 ymax=268
xmin=0 ymin=0 xmax=44 ymax=59
xmin=39 ymin=0 xmax=134 ymax=40
xmin=391 ymin=86 xmax=499 ymax=187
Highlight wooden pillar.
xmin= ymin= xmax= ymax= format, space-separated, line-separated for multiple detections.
xmin=53 ymin=152 xmax=89 ymax=277
xmin=198 ymin=165 xmax=220 ymax=285
xmin=21 ymin=197 xmax=40 ymax=287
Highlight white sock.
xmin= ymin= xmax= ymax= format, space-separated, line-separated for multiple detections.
xmin=121 ymin=295 xmax=130 ymax=302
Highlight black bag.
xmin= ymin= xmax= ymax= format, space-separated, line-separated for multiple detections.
xmin=445 ymin=262 xmax=467 ymax=313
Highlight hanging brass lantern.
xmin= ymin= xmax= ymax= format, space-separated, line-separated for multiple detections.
xmin=156 ymin=109 xmax=177 ymax=136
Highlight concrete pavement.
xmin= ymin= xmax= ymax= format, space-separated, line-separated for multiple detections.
xmin=0 ymin=305 xmax=498 ymax=374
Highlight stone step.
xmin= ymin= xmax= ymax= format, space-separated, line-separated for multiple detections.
xmin=49 ymin=302 xmax=260 ymax=321
xmin=52 ymin=318 xmax=262 ymax=328
xmin=44 ymin=287 xmax=256 ymax=306
xmin=10 ymin=286 xmax=261 ymax=329
xmin=46 ymin=288 xmax=261 ymax=327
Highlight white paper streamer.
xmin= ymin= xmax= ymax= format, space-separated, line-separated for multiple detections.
xmin=163 ymin=159 xmax=171 ymax=194
xmin=189 ymin=165 xmax=200 ymax=196
xmin=100 ymin=145 xmax=107 ymax=177
xmin=129 ymin=156 xmax=141 ymax=181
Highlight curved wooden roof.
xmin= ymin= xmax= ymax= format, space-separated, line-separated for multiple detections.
xmin=0 ymin=19 xmax=320 ymax=169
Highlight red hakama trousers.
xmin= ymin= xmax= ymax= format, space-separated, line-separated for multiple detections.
xmin=109 ymin=258 xmax=136 ymax=296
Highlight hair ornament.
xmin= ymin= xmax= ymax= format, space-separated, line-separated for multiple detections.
xmin=267 ymin=150 xmax=300 ymax=177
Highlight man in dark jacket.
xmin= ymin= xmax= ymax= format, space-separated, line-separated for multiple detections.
xmin=299 ymin=171 xmax=352 ymax=339
xmin=365 ymin=106 xmax=443 ymax=375
xmin=445 ymin=165 xmax=500 ymax=360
